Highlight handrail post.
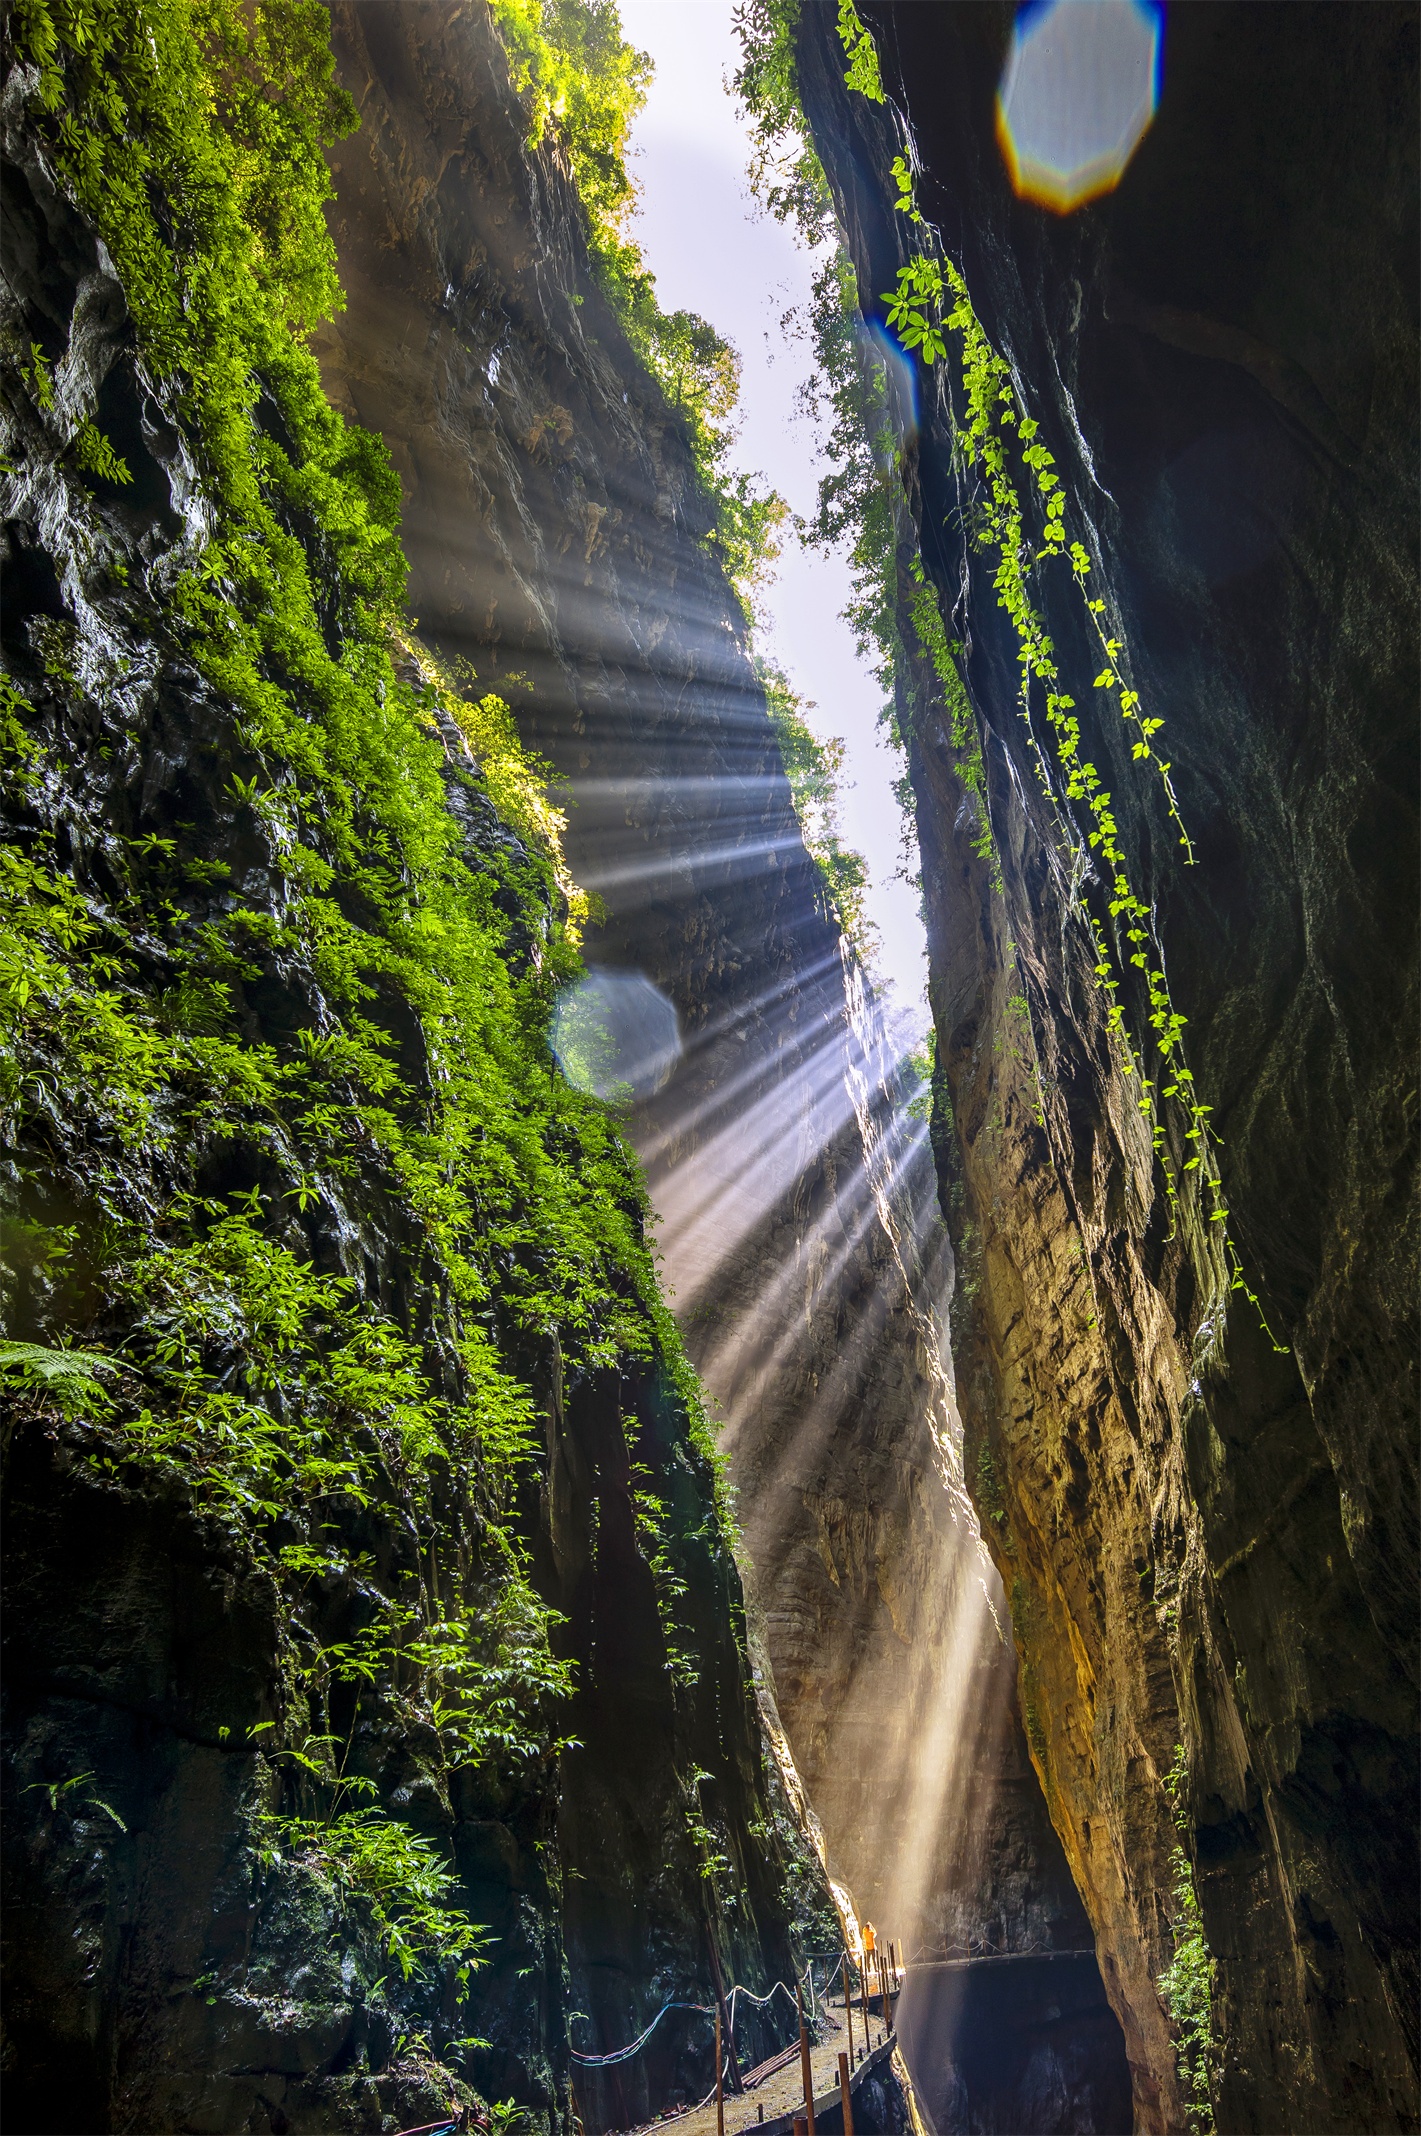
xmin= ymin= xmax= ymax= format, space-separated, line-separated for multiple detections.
xmin=716 ymin=2006 xmax=725 ymax=2136
xmin=705 ymin=1926 xmax=744 ymax=2094
xmin=795 ymin=1980 xmax=817 ymax=2136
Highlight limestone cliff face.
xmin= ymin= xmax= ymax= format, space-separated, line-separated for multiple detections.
xmin=309 ymin=0 xmax=1093 ymax=1989
xmin=798 ymin=4 xmax=1419 ymax=2130
xmin=0 ymin=27 xmax=827 ymax=2135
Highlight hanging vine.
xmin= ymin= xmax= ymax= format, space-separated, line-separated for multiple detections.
xmin=867 ymin=135 xmax=1282 ymax=1342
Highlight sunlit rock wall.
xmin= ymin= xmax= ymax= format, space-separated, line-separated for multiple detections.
xmin=311 ymin=0 xmax=1089 ymax=1983
xmin=797 ymin=2 xmax=1419 ymax=2130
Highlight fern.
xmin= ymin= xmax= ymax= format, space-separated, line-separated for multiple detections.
xmin=73 ymin=419 xmax=132 ymax=485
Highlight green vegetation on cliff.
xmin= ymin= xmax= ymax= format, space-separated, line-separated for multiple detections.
xmin=1 ymin=0 xmax=758 ymax=2072
xmin=486 ymin=0 xmax=874 ymax=950
xmin=735 ymin=11 xmax=1233 ymax=2124
xmin=1159 ymin=1749 xmax=1219 ymax=2132
xmin=488 ymin=0 xmax=787 ymax=616
xmin=734 ymin=0 xmax=1279 ymax=1345
xmin=734 ymin=0 xmax=994 ymax=905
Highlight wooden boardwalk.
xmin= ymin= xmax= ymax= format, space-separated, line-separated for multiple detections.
xmin=625 ymin=1992 xmax=899 ymax=2136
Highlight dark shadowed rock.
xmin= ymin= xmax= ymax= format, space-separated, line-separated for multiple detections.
xmin=793 ymin=2 xmax=1419 ymax=2128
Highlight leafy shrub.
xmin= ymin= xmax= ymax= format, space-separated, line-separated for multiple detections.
xmin=256 ymin=1805 xmax=491 ymax=1985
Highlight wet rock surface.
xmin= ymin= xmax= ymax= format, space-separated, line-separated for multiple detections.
xmin=9 ymin=3 xmax=1405 ymax=2131
xmin=796 ymin=3 xmax=1419 ymax=2129
xmin=0 ymin=49 xmax=825 ymax=2136
xmin=0 ymin=6 xmax=1070 ymax=2130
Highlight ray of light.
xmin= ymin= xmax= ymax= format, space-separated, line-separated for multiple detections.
xmin=573 ymin=829 xmax=810 ymax=897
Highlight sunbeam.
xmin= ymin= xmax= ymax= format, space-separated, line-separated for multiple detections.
xmin=322 ymin=0 xmax=1040 ymax=2069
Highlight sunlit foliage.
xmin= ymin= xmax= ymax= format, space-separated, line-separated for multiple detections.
xmin=490 ymin=0 xmax=874 ymax=950
xmin=492 ymin=0 xmax=651 ymax=236
xmin=489 ymin=0 xmax=788 ymax=619
xmin=760 ymin=663 xmax=871 ymax=949
xmin=734 ymin=2 xmax=972 ymax=903
xmin=2 ymin=0 xmax=733 ymax=2015
xmin=733 ymin=0 xmax=1280 ymax=1351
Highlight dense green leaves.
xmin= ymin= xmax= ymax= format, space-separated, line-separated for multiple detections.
xmin=255 ymin=1806 xmax=493 ymax=1986
xmin=491 ymin=0 xmax=651 ymax=237
xmin=879 ymin=182 xmax=1276 ymax=1328
xmin=1 ymin=0 xmax=736 ymax=2008
xmin=0 ymin=1340 xmax=122 ymax=1419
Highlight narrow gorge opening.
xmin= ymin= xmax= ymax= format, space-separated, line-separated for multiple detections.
xmin=0 ymin=6 xmax=1415 ymax=2136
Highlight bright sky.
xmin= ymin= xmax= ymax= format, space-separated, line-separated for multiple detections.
xmin=618 ymin=0 xmax=930 ymax=1033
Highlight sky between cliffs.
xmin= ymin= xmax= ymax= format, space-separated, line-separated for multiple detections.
xmin=619 ymin=0 xmax=930 ymax=1035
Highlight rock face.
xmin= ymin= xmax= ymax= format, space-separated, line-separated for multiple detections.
xmin=0 ymin=25 xmax=829 ymax=2134
xmin=0 ymin=2 xmax=1099 ymax=2128
xmin=310 ymin=0 xmax=1098 ymax=1998
xmin=795 ymin=3 xmax=1419 ymax=2130
xmin=897 ymin=1954 xmax=1133 ymax=2136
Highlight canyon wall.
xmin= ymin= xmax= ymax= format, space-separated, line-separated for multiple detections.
xmin=0 ymin=4 xmax=1110 ymax=2131
xmin=0 ymin=18 xmax=830 ymax=2131
xmin=311 ymin=0 xmax=1091 ymax=1987
xmin=796 ymin=3 xmax=1419 ymax=2130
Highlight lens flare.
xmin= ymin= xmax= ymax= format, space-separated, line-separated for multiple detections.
xmin=551 ymin=967 xmax=682 ymax=1103
xmin=860 ymin=319 xmax=919 ymax=456
xmin=997 ymin=0 xmax=1163 ymax=214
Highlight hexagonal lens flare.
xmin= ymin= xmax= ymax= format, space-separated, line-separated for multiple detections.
xmin=551 ymin=967 xmax=682 ymax=1104
xmin=997 ymin=0 xmax=1163 ymax=214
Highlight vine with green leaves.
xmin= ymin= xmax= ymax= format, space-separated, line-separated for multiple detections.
xmin=738 ymin=0 xmax=1279 ymax=1343
xmin=1158 ymin=1747 xmax=1219 ymax=2131
xmin=875 ymin=150 xmax=1279 ymax=1340
xmin=734 ymin=4 xmax=995 ymax=966
xmin=835 ymin=0 xmax=885 ymax=102
xmin=626 ymin=1411 xmax=702 ymax=1690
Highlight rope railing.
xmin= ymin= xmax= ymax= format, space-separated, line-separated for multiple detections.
xmin=395 ymin=1952 xmax=901 ymax=2133
xmin=570 ymin=2000 xmax=716 ymax=2069
xmin=570 ymin=1951 xmax=892 ymax=2071
xmin=726 ymin=1977 xmax=798 ymax=2022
